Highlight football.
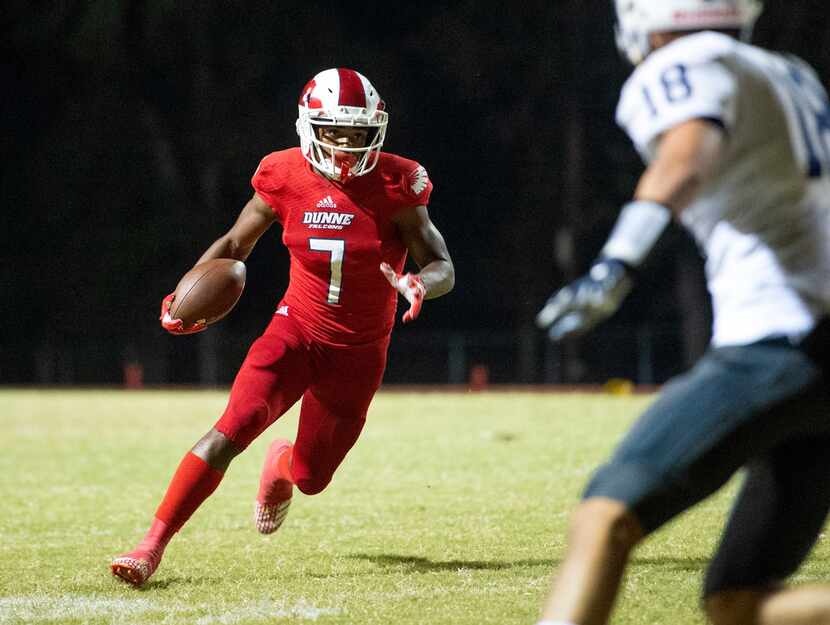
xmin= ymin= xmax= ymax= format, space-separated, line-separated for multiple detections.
xmin=169 ymin=258 xmax=246 ymax=327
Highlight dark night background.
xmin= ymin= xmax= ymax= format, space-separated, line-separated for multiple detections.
xmin=3 ymin=1 xmax=829 ymax=387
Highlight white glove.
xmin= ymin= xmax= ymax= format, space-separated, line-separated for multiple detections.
xmin=536 ymin=259 xmax=633 ymax=341
xmin=380 ymin=262 xmax=427 ymax=323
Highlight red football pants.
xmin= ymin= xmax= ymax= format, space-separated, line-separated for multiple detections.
xmin=215 ymin=313 xmax=389 ymax=495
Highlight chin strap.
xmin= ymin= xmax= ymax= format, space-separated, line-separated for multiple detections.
xmin=337 ymin=158 xmax=353 ymax=182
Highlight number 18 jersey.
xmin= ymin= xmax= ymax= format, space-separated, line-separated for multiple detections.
xmin=617 ymin=32 xmax=830 ymax=346
xmin=252 ymin=148 xmax=433 ymax=346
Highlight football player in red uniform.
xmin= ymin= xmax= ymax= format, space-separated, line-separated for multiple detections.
xmin=111 ymin=68 xmax=454 ymax=587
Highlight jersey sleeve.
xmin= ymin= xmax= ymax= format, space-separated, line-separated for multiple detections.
xmin=403 ymin=163 xmax=433 ymax=207
xmin=616 ymin=37 xmax=738 ymax=160
xmin=251 ymin=152 xmax=287 ymax=222
xmin=382 ymin=159 xmax=433 ymax=219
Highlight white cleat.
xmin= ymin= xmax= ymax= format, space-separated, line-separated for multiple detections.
xmin=254 ymin=498 xmax=292 ymax=534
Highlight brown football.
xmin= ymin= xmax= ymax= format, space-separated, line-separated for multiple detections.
xmin=170 ymin=258 xmax=246 ymax=326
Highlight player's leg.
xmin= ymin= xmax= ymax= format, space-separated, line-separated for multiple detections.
xmin=219 ymin=315 xmax=315 ymax=534
xmin=112 ymin=315 xmax=312 ymax=585
xmin=290 ymin=389 xmax=369 ymax=495
xmin=703 ymin=434 xmax=830 ymax=625
xmin=541 ymin=498 xmax=644 ymax=625
xmin=539 ymin=338 xmax=825 ymax=625
xmin=110 ymin=437 xmax=230 ymax=586
xmin=290 ymin=338 xmax=388 ymax=496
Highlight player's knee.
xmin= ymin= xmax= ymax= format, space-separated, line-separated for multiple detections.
xmin=703 ymin=590 xmax=760 ymax=625
xmin=214 ymin=399 xmax=271 ymax=451
xmin=294 ymin=473 xmax=332 ymax=496
xmin=572 ymin=497 xmax=644 ymax=552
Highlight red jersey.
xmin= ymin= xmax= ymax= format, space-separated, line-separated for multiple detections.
xmin=252 ymin=148 xmax=433 ymax=346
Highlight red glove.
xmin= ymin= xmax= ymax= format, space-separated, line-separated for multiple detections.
xmin=380 ymin=262 xmax=427 ymax=324
xmin=159 ymin=292 xmax=207 ymax=335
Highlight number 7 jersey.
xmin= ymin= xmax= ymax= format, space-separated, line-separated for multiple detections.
xmin=616 ymin=32 xmax=830 ymax=347
xmin=252 ymin=148 xmax=433 ymax=346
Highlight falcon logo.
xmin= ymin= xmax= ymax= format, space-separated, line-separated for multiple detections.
xmin=409 ymin=166 xmax=429 ymax=195
xmin=302 ymin=211 xmax=355 ymax=230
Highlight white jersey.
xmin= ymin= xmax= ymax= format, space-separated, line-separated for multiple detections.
xmin=617 ymin=32 xmax=830 ymax=346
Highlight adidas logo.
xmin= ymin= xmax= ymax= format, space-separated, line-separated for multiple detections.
xmin=316 ymin=195 xmax=337 ymax=209
xmin=276 ymin=305 xmax=289 ymax=316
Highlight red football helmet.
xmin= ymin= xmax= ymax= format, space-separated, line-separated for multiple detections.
xmin=296 ymin=68 xmax=388 ymax=181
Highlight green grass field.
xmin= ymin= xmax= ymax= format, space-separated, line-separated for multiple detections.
xmin=2 ymin=389 xmax=828 ymax=625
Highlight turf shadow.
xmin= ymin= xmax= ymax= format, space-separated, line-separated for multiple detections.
xmin=114 ymin=575 xmax=215 ymax=590
xmin=347 ymin=553 xmax=556 ymax=572
xmin=630 ymin=556 xmax=710 ymax=572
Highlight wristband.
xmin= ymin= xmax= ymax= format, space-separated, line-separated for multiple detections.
xmin=600 ymin=200 xmax=671 ymax=267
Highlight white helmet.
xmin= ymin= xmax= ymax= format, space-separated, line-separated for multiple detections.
xmin=296 ymin=68 xmax=388 ymax=181
xmin=614 ymin=0 xmax=762 ymax=65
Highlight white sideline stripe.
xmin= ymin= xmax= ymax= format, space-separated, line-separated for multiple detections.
xmin=0 ymin=595 xmax=157 ymax=622
xmin=0 ymin=595 xmax=341 ymax=623
xmin=194 ymin=599 xmax=341 ymax=624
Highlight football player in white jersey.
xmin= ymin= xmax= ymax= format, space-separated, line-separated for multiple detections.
xmin=534 ymin=1 xmax=830 ymax=624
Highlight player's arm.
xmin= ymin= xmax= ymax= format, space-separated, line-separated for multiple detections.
xmin=536 ymin=119 xmax=725 ymax=341
xmin=392 ymin=205 xmax=454 ymax=299
xmin=381 ymin=205 xmax=455 ymax=323
xmin=161 ymin=193 xmax=277 ymax=334
xmin=194 ymin=193 xmax=278 ymax=265
xmin=635 ymin=118 xmax=725 ymax=215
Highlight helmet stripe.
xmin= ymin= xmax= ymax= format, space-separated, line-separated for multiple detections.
xmin=299 ymin=78 xmax=322 ymax=108
xmin=336 ymin=68 xmax=367 ymax=108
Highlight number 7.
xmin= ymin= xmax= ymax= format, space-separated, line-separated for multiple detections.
xmin=309 ymin=238 xmax=345 ymax=304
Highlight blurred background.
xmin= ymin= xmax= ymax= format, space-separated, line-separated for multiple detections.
xmin=3 ymin=0 xmax=829 ymax=387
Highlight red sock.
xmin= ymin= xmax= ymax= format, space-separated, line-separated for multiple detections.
xmin=280 ymin=446 xmax=294 ymax=483
xmin=154 ymin=452 xmax=225 ymax=534
xmin=134 ymin=517 xmax=174 ymax=557
xmin=257 ymin=443 xmax=294 ymax=503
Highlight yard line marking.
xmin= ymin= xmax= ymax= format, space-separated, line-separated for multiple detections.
xmin=194 ymin=599 xmax=342 ymax=623
xmin=0 ymin=595 xmax=158 ymax=623
xmin=0 ymin=595 xmax=341 ymax=624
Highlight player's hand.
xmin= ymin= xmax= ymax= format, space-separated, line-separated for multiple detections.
xmin=380 ymin=262 xmax=427 ymax=324
xmin=535 ymin=259 xmax=634 ymax=341
xmin=159 ymin=292 xmax=207 ymax=335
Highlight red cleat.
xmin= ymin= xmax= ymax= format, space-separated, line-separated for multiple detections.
xmin=255 ymin=439 xmax=294 ymax=534
xmin=111 ymin=548 xmax=161 ymax=587
xmin=111 ymin=518 xmax=171 ymax=586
